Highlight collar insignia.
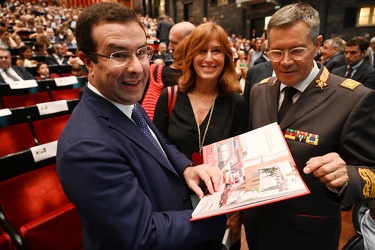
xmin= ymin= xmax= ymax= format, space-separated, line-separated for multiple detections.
xmin=315 ymin=67 xmax=330 ymax=90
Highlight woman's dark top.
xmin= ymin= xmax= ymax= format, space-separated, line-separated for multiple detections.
xmin=153 ymin=88 xmax=247 ymax=160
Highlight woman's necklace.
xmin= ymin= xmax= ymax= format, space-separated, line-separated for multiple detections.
xmin=194 ymin=92 xmax=214 ymax=110
xmin=193 ymin=91 xmax=216 ymax=154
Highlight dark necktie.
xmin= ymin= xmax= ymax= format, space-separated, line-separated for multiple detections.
xmin=278 ymin=87 xmax=298 ymax=122
xmin=345 ymin=67 xmax=353 ymax=78
xmin=373 ymin=53 xmax=375 ymax=67
xmin=4 ymin=69 xmax=19 ymax=81
xmin=131 ymin=105 xmax=165 ymax=156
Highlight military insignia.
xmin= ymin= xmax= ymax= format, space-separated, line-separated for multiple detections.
xmin=315 ymin=67 xmax=330 ymax=90
xmin=285 ymin=128 xmax=320 ymax=146
xmin=272 ymin=77 xmax=278 ymax=86
xmin=358 ymin=168 xmax=375 ymax=198
xmin=340 ymin=79 xmax=361 ymax=90
xmin=259 ymin=77 xmax=271 ymax=85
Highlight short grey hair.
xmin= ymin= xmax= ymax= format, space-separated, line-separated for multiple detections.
xmin=267 ymin=3 xmax=320 ymax=42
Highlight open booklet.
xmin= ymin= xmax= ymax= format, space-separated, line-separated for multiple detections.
xmin=191 ymin=122 xmax=310 ymax=221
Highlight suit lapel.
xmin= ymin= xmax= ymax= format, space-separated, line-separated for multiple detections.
xmin=107 ymin=103 xmax=177 ymax=174
xmin=85 ymin=89 xmax=177 ymax=174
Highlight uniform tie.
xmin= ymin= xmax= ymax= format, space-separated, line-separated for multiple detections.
xmin=345 ymin=67 xmax=353 ymax=78
xmin=278 ymin=87 xmax=298 ymax=122
xmin=3 ymin=69 xmax=19 ymax=81
xmin=131 ymin=105 xmax=165 ymax=156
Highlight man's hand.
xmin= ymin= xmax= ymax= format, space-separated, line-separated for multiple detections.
xmin=183 ymin=164 xmax=222 ymax=199
xmin=303 ymin=152 xmax=349 ymax=188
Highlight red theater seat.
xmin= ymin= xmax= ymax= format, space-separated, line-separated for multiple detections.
xmin=0 ymin=227 xmax=13 ymax=250
xmin=0 ymin=83 xmax=52 ymax=109
xmin=27 ymin=100 xmax=78 ymax=144
xmin=0 ymin=154 xmax=83 ymax=250
xmin=0 ymin=107 xmax=37 ymax=157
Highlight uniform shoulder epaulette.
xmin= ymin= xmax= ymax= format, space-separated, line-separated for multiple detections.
xmin=340 ymin=79 xmax=361 ymax=90
xmin=259 ymin=77 xmax=271 ymax=85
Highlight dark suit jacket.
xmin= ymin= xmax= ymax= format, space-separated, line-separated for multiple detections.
xmin=57 ymin=87 xmax=226 ymax=250
xmin=323 ymin=51 xmax=346 ymax=71
xmin=44 ymin=55 xmax=69 ymax=65
xmin=245 ymin=65 xmax=375 ymax=250
xmin=0 ymin=66 xmax=35 ymax=83
xmin=253 ymin=55 xmax=268 ymax=65
xmin=243 ymin=61 xmax=273 ymax=107
xmin=331 ymin=61 xmax=375 ymax=90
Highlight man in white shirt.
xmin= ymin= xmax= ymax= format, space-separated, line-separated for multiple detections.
xmin=0 ymin=47 xmax=34 ymax=84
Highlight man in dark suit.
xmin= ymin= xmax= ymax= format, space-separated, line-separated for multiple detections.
xmin=332 ymin=36 xmax=375 ymax=90
xmin=44 ymin=43 xmax=69 ymax=65
xmin=321 ymin=37 xmax=346 ymax=71
xmin=244 ymin=3 xmax=375 ymax=250
xmin=57 ymin=3 xmax=226 ymax=249
xmin=0 ymin=47 xmax=35 ymax=83
xmin=156 ymin=16 xmax=173 ymax=48
xmin=243 ymin=60 xmax=273 ymax=107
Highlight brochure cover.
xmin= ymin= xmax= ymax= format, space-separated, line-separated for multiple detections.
xmin=191 ymin=122 xmax=310 ymax=221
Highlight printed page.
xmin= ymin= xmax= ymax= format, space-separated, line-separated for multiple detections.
xmin=191 ymin=122 xmax=309 ymax=220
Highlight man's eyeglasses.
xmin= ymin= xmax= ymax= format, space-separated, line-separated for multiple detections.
xmin=90 ymin=46 xmax=154 ymax=65
xmin=266 ymin=38 xmax=317 ymax=62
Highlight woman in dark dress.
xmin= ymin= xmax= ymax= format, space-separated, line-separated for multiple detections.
xmin=153 ymin=22 xmax=247 ymax=249
xmin=154 ymin=22 xmax=247 ymax=163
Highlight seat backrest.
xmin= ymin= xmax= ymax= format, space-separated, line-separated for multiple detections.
xmin=0 ymin=149 xmax=82 ymax=250
xmin=0 ymin=83 xmax=52 ymax=109
xmin=0 ymin=162 xmax=70 ymax=230
xmin=27 ymin=100 xmax=78 ymax=144
xmin=48 ymin=65 xmax=72 ymax=77
xmin=0 ymin=107 xmax=37 ymax=157
xmin=0 ymin=226 xmax=13 ymax=250
xmin=48 ymin=76 xmax=87 ymax=101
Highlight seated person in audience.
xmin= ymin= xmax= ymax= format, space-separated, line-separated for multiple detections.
xmin=0 ymin=47 xmax=35 ymax=83
xmin=10 ymin=34 xmax=25 ymax=48
xmin=152 ymin=42 xmax=172 ymax=62
xmin=16 ymin=45 xmax=38 ymax=67
xmin=44 ymin=43 xmax=69 ymax=65
xmin=29 ymin=25 xmax=47 ymax=39
xmin=70 ymin=63 xmax=86 ymax=77
xmin=33 ymin=42 xmax=48 ymax=56
xmin=0 ymin=27 xmax=17 ymax=49
xmin=63 ymin=31 xmax=77 ymax=49
xmin=34 ymin=62 xmax=60 ymax=80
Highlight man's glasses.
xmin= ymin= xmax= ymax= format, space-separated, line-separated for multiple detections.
xmin=266 ymin=38 xmax=317 ymax=62
xmin=90 ymin=46 xmax=154 ymax=65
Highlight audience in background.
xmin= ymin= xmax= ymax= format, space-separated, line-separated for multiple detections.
xmin=366 ymin=36 xmax=375 ymax=67
xmin=15 ymin=44 xmax=38 ymax=67
xmin=34 ymin=61 xmax=60 ymax=80
xmin=0 ymin=27 xmax=16 ymax=48
xmin=331 ymin=36 xmax=375 ymax=90
xmin=321 ymin=37 xmax=346 ymax=71
xmin=0 ymin=47 xmax=35 ymax=83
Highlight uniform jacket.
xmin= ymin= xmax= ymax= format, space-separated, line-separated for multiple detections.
xmin=57 ymin=87 xmax=226 ymax=250
xmin=243 ymin=61 xmax=273 ymax=107
xmin=245 ymin=64 xmax=375 ymax=250
xmin=331 ymin=61 xmax=375 ymax=90
xmin=0 ymin=66 xmax=35 ymax=83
